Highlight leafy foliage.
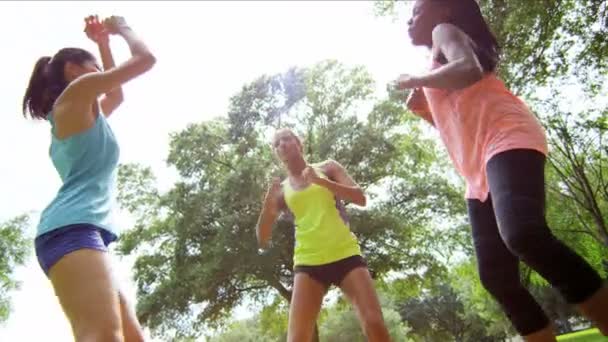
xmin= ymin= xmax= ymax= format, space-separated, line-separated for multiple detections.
xmin=117 ymin=60 xmax=460 ymax=339
xmin=0 ymin=215 xmax=30 ymax=323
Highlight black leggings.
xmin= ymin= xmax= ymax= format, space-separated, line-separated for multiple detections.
xmin=467 ymin=149 xmax=604 ymax=335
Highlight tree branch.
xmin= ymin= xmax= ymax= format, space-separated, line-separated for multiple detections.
xmin=551 ymin=228 xmax=602 ymax=244
xmin=212 ymin=158 xmax=236 ymax=172
xmin=267 ymin=278 xmax=292 ymax=303
xmin=234 ymin=284 xmax=268 ymax=293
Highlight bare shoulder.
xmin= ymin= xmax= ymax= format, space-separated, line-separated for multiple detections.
xmin=318 ymin=159 xmax=344 ymax=177
xmin=432 ymin=23 xmax=467 ymax=39
xmin=51 ymin=81 xmax=97 ymax=138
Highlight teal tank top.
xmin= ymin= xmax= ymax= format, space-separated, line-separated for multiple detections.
xmin=37 ymin=112 xmax=120 ymax=237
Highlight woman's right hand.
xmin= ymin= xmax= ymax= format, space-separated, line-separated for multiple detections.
xmin=103 ymin=15 xmax=130 ymax=35
xmin=405 ymin=88 xmax=435 ymax=126
xmin=406 ymin=88 xmax=426 ymax=112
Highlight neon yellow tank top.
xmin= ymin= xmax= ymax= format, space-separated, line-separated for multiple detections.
xmin=283 ymin=164 xmax=361 ymax=266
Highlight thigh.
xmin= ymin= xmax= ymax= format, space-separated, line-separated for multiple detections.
xmin=467 ymin=198 xmax=520 ymax=280
xmin=49 ymin=248 xmax=122 ymax=339
xmin=119 ymin=290 xmax=145 ymax=342
xmin=288 ymin=272 xmax=326 ymax=342
xmin=486 ymin=149 xmax=547 ymax=232
xmin=36 ymin=224 xmax=117 ymax=276
xmin=338 ymin=267 xmax=384 ymax=320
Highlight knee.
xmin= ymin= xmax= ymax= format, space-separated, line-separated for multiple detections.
xmin=288 ymin=333 xmax=311 ymax=342
xmin=77 ymin=330 xmax=123 ymax=342
xmin=478 ymin=267 xmax=520 ymax=299
xmin=124 ymin=332 xmax=145 ymax=342
xmin=287 ymin=329 xmax=313 ymax=342
xmin=499 ymin=220 xmax=552 ymax=259
xmin=362 ymin=312 xmax=389 ymax=339
xmin=75 ymin=320 xmax=123 ymax=342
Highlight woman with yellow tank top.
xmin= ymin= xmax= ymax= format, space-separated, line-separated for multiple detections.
xmin=256 ymin=128 xmax=391 ymax=342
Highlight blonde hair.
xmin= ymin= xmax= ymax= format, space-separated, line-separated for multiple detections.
xmin=272 ymin=128 xmax=305 ymax=158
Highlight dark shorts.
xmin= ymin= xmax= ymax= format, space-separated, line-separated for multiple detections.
xmin=294 ymin=255 xmax=367 ymax=289
xmin=35 ymin=224 xmax=117 ymax=276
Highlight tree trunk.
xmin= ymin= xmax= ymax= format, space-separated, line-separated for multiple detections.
xmin=270 ymin=279 xmax=292 ymax=302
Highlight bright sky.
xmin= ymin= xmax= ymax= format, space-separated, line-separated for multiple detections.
xmin=0 ymin=1 xmax=425 ymax=340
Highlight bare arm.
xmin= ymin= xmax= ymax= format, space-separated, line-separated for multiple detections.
xmin=71 ymin=17 xmax=156 ymax=103
xmin=97 ymin=39 xmax=124 ymax=116
xmin=255 ymin=178 xmax=284 ymax=249
xmin=398 ymin=23 xmax=484 ymax=91
xmin=307 ymin=160 xmax=367 ymax=207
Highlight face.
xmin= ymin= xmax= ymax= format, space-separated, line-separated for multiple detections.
xmin=64 ymin=59 xmax=100 ymax=82
xmin=272 ymin=129 xmax=302 ymax=163
xmin=408 ymin=0 xmax=448 ymax=46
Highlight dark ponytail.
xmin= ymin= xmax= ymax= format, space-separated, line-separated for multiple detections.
xmin=22 ymin=48 xmax=96 ymax=120
xmin=22 ymin=56 xmax=53 ymax=119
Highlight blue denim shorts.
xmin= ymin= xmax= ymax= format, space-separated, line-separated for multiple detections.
xmin=35 ymin=224 xmax=118 ymax=276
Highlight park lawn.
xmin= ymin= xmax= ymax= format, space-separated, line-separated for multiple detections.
xmin=557 ymin=328 xmax=607 ymax=342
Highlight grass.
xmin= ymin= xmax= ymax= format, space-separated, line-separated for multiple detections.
xmin=557 ymin=328 xmax=607 ymax=342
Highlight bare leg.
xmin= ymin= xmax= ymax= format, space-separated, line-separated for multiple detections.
xmin=339 ymin=267 xmax=391 ymax=342
xmin=49 ymin=249 xmax=123 ymax=342
xmin=287 ymin=272 xmax=326 ymax=342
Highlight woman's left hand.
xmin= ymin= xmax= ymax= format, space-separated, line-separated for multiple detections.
xmin=84 ymin=15 xmax=109 ymax=45
xmin=302 ymin=166 xmax=322 ymax=185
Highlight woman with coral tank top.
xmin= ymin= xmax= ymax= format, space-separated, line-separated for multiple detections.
xmin=394 ymin=0 xmax=608 ymax=341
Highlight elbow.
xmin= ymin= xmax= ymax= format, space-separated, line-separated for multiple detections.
xmin=353 ymin=191 xmax=367 ymax=207
xmin=115 ymin=92 xmax=124 ymax=104
xmin=139 ymin=53 xmax=157 ymax=71
xmin=358 ymin=197 xmax=367 ymax=207
xmin=147 ymin=53 xmax=157 ymax=66
xmin=464 ymin=61 xmax=484 ymax=85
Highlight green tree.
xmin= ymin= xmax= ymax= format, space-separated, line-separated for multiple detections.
xmin=208 ymin=318 xmax=269 ymax=342
xmin=396 ymin=281 xmax=509 ymax=342
xmin=0 ymin=215 xmax=30 ymax=323
xmin=116 ymin=60 xmax=460 ymax=339
xmin=319 ymin=297 xmax=412 ymax=342
xmin=449 ymin=260 xmax=514 ymax=339
xmin=257 ymin=296 xmax=289 ymax=341
xmin=209 ymin=291 xmax=412 ymax=342
xmin=544 ymin=108 xmax=608 ymax=251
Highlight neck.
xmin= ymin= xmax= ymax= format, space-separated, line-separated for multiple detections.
xmin=285 ymin=155 xmax=307 ymax=177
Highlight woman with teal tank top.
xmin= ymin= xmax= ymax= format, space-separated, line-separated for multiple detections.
xmin=21 ymin=15 xmax=155 ymax=342
xmin=256 ymin=128 xmax=391 ymax=342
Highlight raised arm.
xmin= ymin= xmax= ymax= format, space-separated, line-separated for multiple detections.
xmin=84 ymin=15 xmax=124 ymax=117
xmin=69 ymin=16 xmax=156 ymax=104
